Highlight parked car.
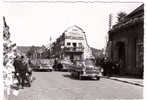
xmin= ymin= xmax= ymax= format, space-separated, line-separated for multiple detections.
xmin=70 ymin=59 xmax=102 ymax=80
xmin=30 ymin=59 xmax=40 ymax=71
xmin=39 ymin=63 xmax=53 ymax=72
xmin=32 ymin=59 xmax=53 ymax=72
xmin=53 ymin=59 xmax=73 ymax=71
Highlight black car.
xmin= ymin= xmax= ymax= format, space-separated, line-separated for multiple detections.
xmin=53 ymin=59 xmax=73 ymax=71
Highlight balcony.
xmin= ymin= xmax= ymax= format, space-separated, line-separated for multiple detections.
xmin=64 ymin=47 xmax=84 ymax=53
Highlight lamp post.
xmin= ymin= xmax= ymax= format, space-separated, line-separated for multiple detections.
xmin=61 ymin=46 xmax=64 ymax=59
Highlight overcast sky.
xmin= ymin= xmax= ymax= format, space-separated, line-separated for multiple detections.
xmin=2 ymin=1 xmax=143 ymax=49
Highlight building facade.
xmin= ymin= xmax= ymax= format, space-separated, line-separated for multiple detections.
xmin=108 ymin=4 xmax=144 ymax=77
xmin=51 ymin=25 xmax=94 ymax=61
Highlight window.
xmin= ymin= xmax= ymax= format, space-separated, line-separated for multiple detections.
xmin=73 ymin=43 xmax=77 ymax=47
xmin=67 ymin=42 xmax=71 ymax=46
xmin=78 ymin=43 xmax=82 ymax=47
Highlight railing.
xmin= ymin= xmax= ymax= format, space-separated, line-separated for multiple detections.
xmin=64 ymin=47 xmax=84 ymax=52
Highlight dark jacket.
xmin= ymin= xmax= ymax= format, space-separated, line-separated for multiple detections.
xmin=13 ymin=58 xmax=27 ymax=73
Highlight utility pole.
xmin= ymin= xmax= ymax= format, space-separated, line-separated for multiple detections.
xmin=107 ymin=14 xmax=113 ymax=58
xmin=109 ymin=14 xmax=112 ymax=30
xmin=105 ymin=14 xmax=112 ymax=57
xmin=49 ymin=36 xmax=52 ymax=58
xmin=49 ymin=36 xmax=52 ymax=48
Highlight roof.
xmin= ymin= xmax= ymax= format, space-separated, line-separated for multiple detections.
xmin=127 ymin=4 xmax=144 ymax=18
xmin=63 ymin=25 xmax=85 ymax=37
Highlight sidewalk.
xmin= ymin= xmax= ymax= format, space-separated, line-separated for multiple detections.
xmin=103 ymin=76 xmax=143 ymax=87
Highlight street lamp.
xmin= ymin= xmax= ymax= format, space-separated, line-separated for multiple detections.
xmin=61 ymin=46 xmax=64 ymax=59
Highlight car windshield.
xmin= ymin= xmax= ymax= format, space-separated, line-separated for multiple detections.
xmin=73 ymin=61 xmax=83 ymax=68
xmin=61 ymin=60 xmax=72 ymax=64
xmin=40 ymin=59 xmax=53 ymax=65
xmin=84 ymin=60 xmax=95 ymax=67
xmin=74 ymin=60 xmax=95 ymax=68
xmin=76 ymin=62 xmax=83 ymax=66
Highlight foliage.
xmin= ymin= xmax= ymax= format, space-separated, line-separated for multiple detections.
xmin=117 ymin=12 xmax=127 ymax=23
xmin=26 ymin=46 xmax=36 ymax=58
xmin=3 ymin=16 xmax=19 ymax=98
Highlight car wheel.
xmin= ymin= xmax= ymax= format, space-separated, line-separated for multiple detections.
xmin=78 ymin=73 xmax=82 ymax=80
xmin=96 ymin=76 xmax=100 ymax=80
xmin=48 ymin=69 xmax=52 ymax=72
xmin=71 ymin=73 xmax=74 ymax=77
xmin=28 ymin=83 xmax=31 ymax=87
xmin=55 ymin=68 xmax=58 ymax=71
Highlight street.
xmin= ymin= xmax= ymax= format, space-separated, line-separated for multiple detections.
xmin=9 ymin=71 xmax=143 ymax=100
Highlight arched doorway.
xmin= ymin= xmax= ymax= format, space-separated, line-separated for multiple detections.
xmin=117 ymin=42 xmax=125 ymax=61
xmin=115 ymin=42 xmax=126 ymax=74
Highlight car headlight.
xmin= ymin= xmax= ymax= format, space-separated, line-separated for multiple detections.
xmin=80 ymin=71 xmax=83 ymax=74
xmin=16 ymin=73 xmax=19 ymax=76
xmin=82 ymin=69 xmax=86 ymax=74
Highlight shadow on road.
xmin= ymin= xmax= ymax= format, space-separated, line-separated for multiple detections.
xmin=62 ymin=74 xmax=99 ymax=81
xmin=112 ymin=75 xmax=143 ymax=79
xmin=33 ymin=70 xmax=51 ymax=72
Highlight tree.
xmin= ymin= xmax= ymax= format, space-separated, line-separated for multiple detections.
xmin=117 ymin=12 xmax=127 ymax=23
xmin=3 ymin=16 xmax=19 ymax=99
xmin=26 ymin=46 xmax=36 ymax=59
xmin=41 ymin=48 xmax=51 ymax=59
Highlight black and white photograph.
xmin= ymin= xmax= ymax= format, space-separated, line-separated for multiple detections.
xmin=1 ymin=0 xmax=145 ymax=100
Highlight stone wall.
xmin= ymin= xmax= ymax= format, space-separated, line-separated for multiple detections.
xmin=109 ymin=20 xmax=143 ymax=76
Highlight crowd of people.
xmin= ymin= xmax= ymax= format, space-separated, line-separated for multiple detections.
xmin=13 ymin=55 xmax=33 ymax=89
xmin=96 ymin=57 xmax=124 ymax=77
xmin=3 ymin=49 xmax=33 ymax=99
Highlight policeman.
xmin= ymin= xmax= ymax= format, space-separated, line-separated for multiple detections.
xmin=20 ymin=56 xmax=31 ymax=87
xmin=13 ymin=55 xmax=23 ymax=88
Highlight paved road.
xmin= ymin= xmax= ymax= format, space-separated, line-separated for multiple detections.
xmin=9 ymin=72 xmax=143 ymax=100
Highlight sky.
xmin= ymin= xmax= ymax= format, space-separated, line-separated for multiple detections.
xmin=2 ymin=1 xmax=143 ymax=49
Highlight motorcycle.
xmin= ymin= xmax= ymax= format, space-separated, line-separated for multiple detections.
xmin=25 ymin=71 xmax=32 ymax=87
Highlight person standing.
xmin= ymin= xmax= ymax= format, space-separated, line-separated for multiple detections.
xmin=13 ymin=55 xmax=27 ymax=88
xmin=20 ymin=56 xmax=30 ymax=87
xmin=119 ymin=59 xmax=124 ymax=75
xmin=13 ymin=56 xmax=22 ymax=88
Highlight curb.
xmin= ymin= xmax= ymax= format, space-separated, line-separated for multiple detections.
xmin=103 ymin=76 xmax=143 ymax=87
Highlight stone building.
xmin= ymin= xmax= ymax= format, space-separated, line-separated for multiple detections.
xmin=108 ymin=4 xmax=144 ymax=77
xmin=51 ymin=25 xmax=94 ymax=61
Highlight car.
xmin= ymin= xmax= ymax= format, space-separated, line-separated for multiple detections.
xmin=31 ymin=59 xmax=53 ymax=72
xmin=39 ymin=63 xmax=53 ymax=72
xmin=53 ymin=59 xmax=73 ymax=71
xmin=70 ymin=59 xmax=102 ymax=80
xmin=60 ymin=59 xmax=74 ymax=71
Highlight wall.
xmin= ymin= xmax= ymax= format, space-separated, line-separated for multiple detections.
xmin=110 ymin=22 xmax=143 ymax=76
